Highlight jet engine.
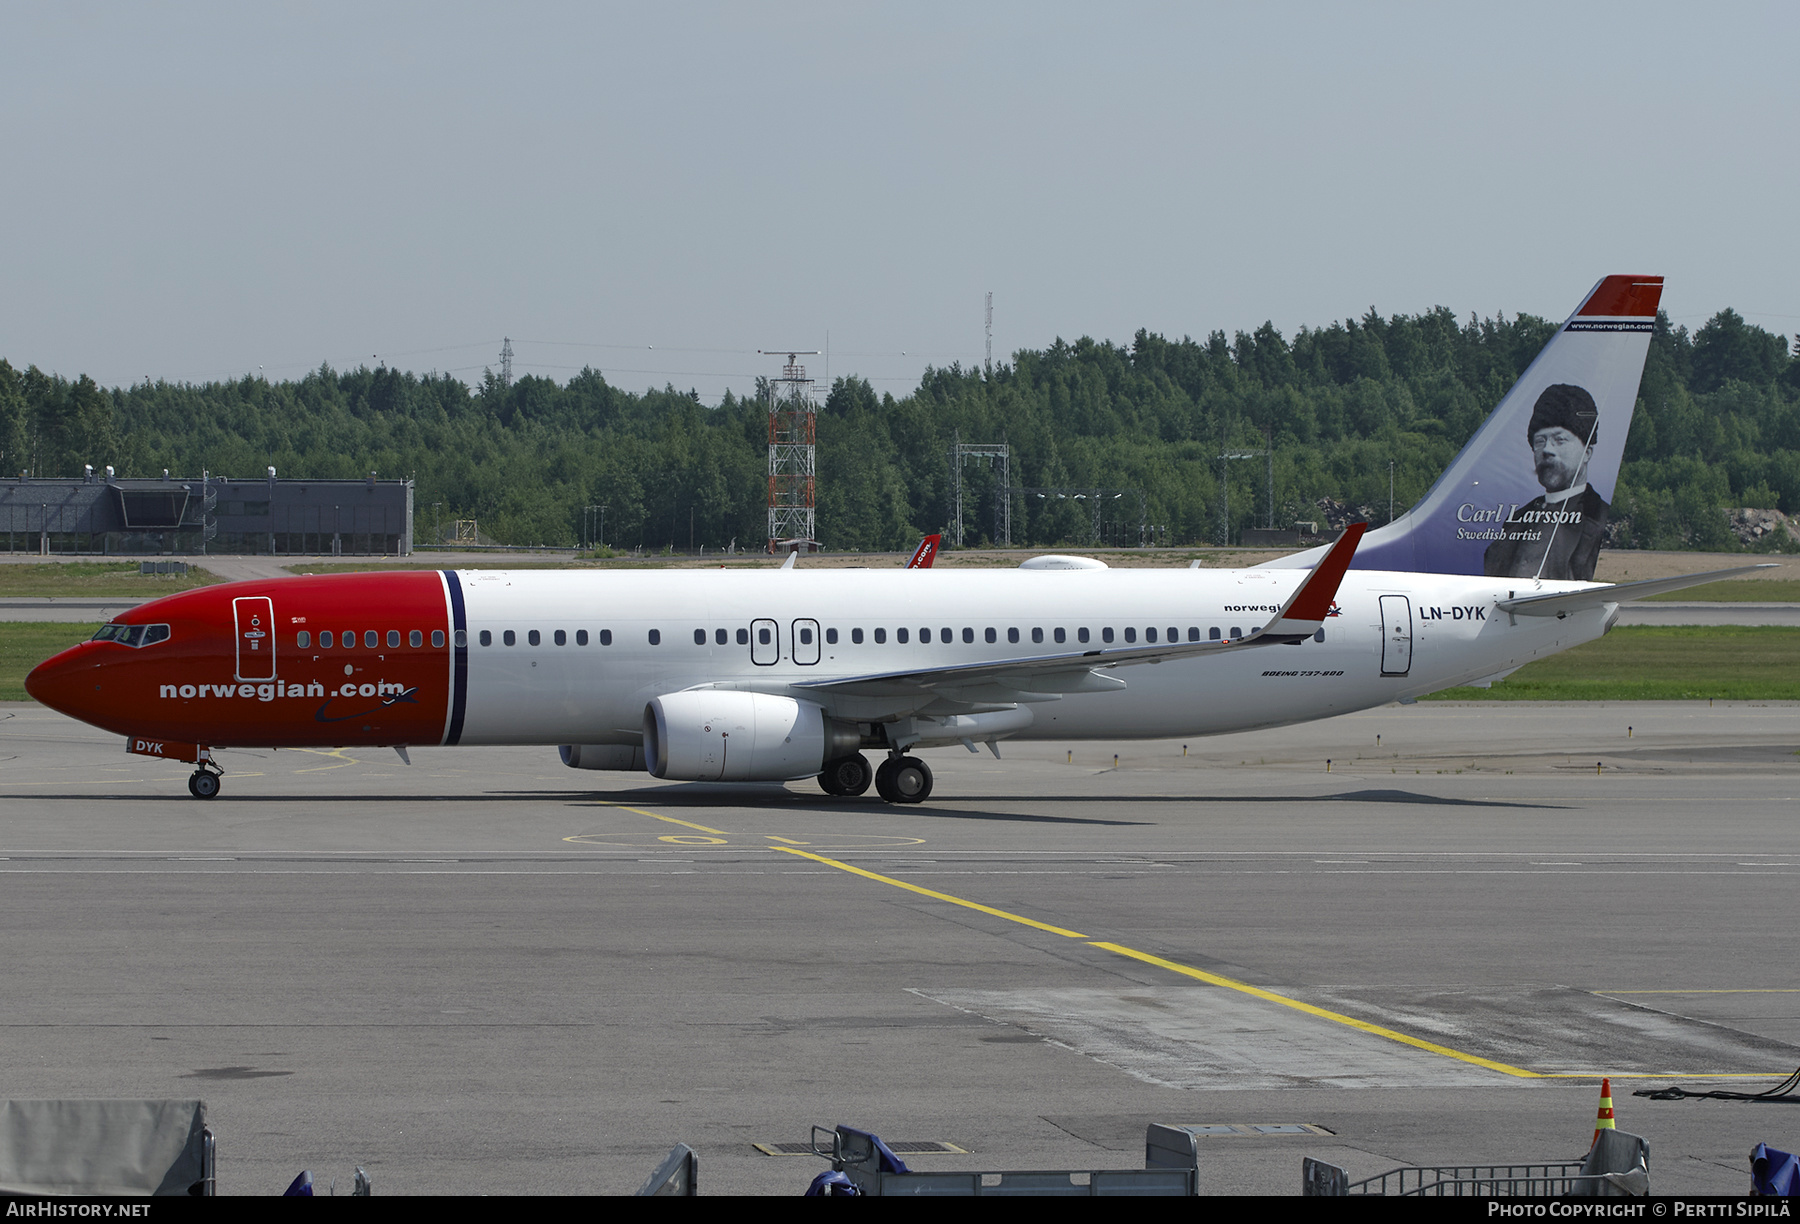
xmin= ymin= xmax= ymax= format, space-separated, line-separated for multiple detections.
xmin=559 ymin=744 xmax=646 ymax=771
xmin=643 ymin=691 xmax=861 ymax=782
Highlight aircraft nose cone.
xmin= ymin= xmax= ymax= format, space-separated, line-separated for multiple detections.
xmin=25 ymin=644 xmax=96 ymax=719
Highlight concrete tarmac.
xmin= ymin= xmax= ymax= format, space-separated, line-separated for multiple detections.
xmin=0 ymin=700 xmax=1795 ymax=1195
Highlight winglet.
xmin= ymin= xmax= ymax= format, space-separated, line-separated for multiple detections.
xmin=1258 ymin=523 xmax=1365 ymax=639
xmin=906 ymin=534 xmax=942 ymax=569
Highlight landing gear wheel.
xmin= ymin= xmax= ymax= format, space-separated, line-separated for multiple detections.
xmin=818 ymin=753 xmax=873 ymax=797
xmin=188 ymin=770 xmax=221 ymax=800
xmin=874 ymin=755 xmax=932 ymax=804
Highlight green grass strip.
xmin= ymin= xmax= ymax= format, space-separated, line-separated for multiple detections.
xmin=1425 ymin=625 xmax=1800 ymax=701
xmin=1641 ymin=578 xmax=1800 ymax=602
xmin=0 ymin=562 xmax=221 ymax=597
xmin=0 ymin=622 xmax=103 ymax=701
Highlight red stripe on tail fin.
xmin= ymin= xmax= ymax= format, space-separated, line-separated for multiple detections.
xmin=1577 ymin=276 xmax=1663 ymax=317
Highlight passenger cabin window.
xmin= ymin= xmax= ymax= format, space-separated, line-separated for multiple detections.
xmin=574 ymin=630 xmax=587 ymax=645
xmin=1168 ymin=627 xmax=1179 ymax=643
xmin=758 ymin=626 xmax=772 ymax=646
xmin=851 ymin=628 xmax=864 ymax=644
xmin=1125 ymin=628 xmax=1137 ymax=643
xmin=826 ymin=628 xmax=838 ymax=645
xmin=364 ymin=630 xmax=378 ymax=649
xmin=1188 ymin=627 xmax=1200 ymax=642
xmin=503 ymin=630 xmax=516 ymax=646
xmin=433 ymin=630 xmax=446 ymax=647
xmin=452 ymin=630 xmax=465 ymax=648
xmin=411 ymin=630 xmax=423 ymax=648
xmin=1102 ymin=628 xmax=1114 ymax=644
xmin=985 ymin=628 xmax=996 ymax=644
xmin=694 ymin=629 xmax=706 ymax=645
xmin=1210 ymin=627 xmax=1221 ymax=640
xmin=962 ymin=627 xmax=974 ymax=644
xmin=1078 ymin=628 xmax=1090 ymax=644
xmin=736 ymin=628 xmax=749 ymax=645
xmin=479 ymin=630 xmax=492 ymax=646
xmin=1145 ymin=627 xmax=1156 ymax=643
xmin=599 ymin=630 xmax=612 ymax=646
xmin=897 ymin=628 xmax=909 ymax=644
xmin=1031 ymin=628 xmax=1043 ymax=644
xmin=716 ymin=628 xmax=728 ymax=645
xmin=649 ymin=629 xmax=661 ymax=645
xmin=1054 ymin=628 xmax=1066 ymax=644
xmin=1007 ymin=628 xmax=1019 ymax=644
xmin=1231 ymin=626 xmax=1243 ymax=639
xmin=800 ymin=626 xmax=814 ymax=645
xmin=554 ymin=629 xmax=566 ymax=646
xmin=297 ymin=631 xmax=311 ymax=648
xmin=874 ymin=628 xmax=886 ymax=644
xmin=388 ymin=630 xmax=401 ymax=648
xmin=320 ymin=631 xmax=333 ymax=648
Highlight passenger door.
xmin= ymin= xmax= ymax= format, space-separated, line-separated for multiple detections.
xmin=234 ymin=596 xmax=277 ymax=681
xmin=1379 ymin=595 xmax=1412 ymax=677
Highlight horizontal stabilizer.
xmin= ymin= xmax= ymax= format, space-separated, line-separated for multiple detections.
xmin=1495 ymin=564 xmax=1779 ymax=618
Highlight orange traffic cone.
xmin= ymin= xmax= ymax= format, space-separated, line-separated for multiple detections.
xmin=1592 ymin=1077 xmax=1616 ymax=1147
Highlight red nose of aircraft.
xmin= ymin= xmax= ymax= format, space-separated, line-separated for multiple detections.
xmin=25 ymin=643 xmax=103 ymax=723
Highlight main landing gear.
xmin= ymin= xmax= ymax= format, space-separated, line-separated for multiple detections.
xmin=874 ymin=754 xmax=932 ymax=804
xmin=816 ymin=751 xmax=933 ymax=803
xmin=817 ymin=753 xmax=874 ymax=797
xmin=187 ymin=764 xmax=222 ymax=800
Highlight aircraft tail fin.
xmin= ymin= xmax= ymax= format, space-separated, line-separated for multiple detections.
xmin=1272 ymin=276 xmax=1663 ymax=581
xmin=906 ymin=534 xmax=942 ymax=568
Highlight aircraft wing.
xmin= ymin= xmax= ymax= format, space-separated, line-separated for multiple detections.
xmin=1494 ymin=564 xmax=1779 ymax=618
xmin=791 ymin=525 xmax=1365 ymax=703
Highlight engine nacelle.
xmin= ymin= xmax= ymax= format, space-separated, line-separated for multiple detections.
xmin=643 ymin=691 xmax=860 ymax=781
xmin=559 ymin=744 xmax=647 ymax=771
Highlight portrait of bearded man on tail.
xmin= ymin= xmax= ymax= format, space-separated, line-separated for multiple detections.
xmin=1482 ymin=383 xmax=1609 ymax=583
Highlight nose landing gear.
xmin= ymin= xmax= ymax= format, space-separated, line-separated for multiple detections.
xmin=187 ymin=764 xmax=222 ymax=799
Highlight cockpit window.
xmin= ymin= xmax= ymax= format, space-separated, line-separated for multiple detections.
xmin=91 ymin=623 xmax=171 ymax=648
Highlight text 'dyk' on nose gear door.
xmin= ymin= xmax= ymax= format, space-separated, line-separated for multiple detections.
xmin=750 ymin=618 xmax=779 ymax=666
xmin=234 ymin=596 xmax=277 ymax=681
xmin=1380 ymin=594 xmax=1413 ymax=677
xmin=792 ymin=619 xmax=820 ymax=665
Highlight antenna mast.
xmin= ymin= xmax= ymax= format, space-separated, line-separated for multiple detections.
xmin=984 ymin=292 xmax=993 ymax=377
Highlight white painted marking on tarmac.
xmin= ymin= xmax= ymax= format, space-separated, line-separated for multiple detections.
xmin=917 ymin=988 xmax=1506 ymax=1090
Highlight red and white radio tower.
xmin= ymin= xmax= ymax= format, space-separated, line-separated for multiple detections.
xmin=760 ymin=350 xmax=819 ymax=553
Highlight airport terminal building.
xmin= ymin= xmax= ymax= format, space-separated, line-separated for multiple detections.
xmin=0 ymin=470 xmax=413 ymax=556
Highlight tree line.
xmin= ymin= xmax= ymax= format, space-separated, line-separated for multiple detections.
xmin=1 ymin=304 xmax=1796 ymax=553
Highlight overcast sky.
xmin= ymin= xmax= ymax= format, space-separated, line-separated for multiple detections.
xmin=4 ymin=2 xmax=1794 ymax=400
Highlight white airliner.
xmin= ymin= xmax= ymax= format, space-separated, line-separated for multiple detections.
xmin=26 ymin=276 xmax=1765 ymax=801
